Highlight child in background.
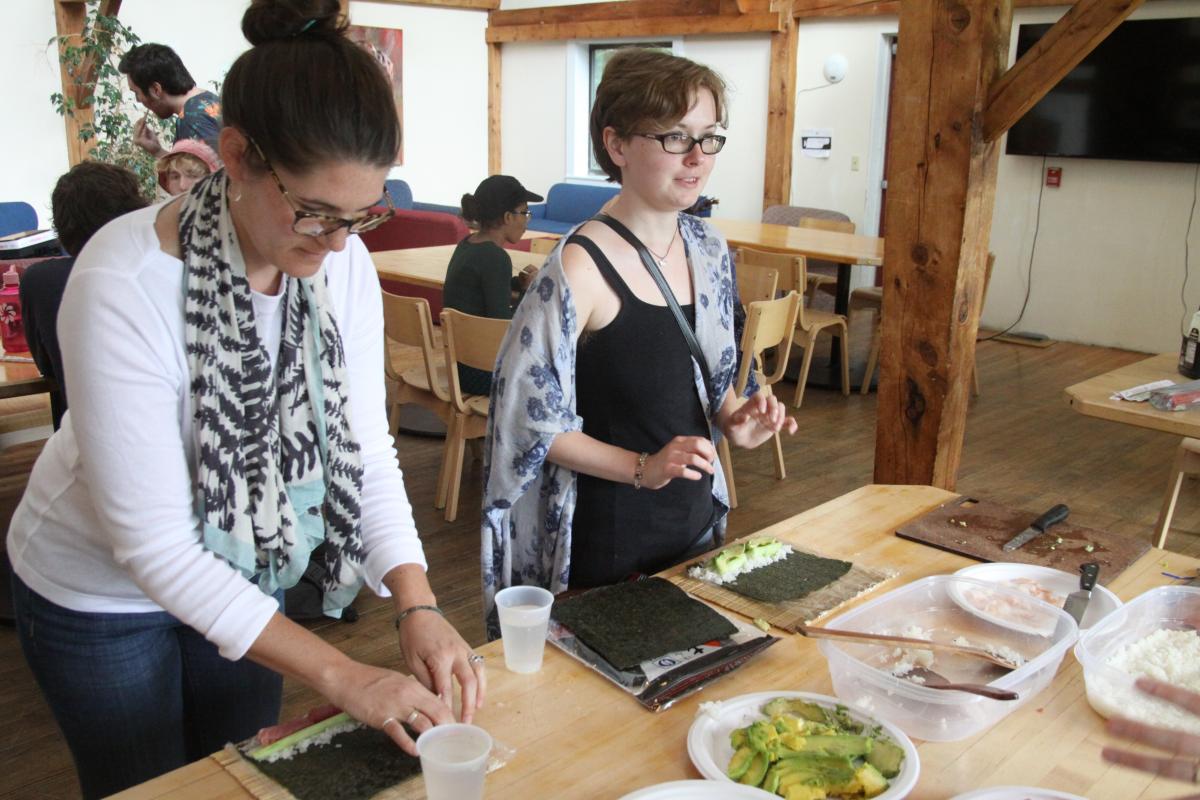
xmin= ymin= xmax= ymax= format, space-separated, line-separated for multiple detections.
xmin=157 ymin=139 xmax=220 ymax=195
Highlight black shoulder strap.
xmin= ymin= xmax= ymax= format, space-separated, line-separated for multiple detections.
xmin=589 ymin=213 xmax=716 ymax=409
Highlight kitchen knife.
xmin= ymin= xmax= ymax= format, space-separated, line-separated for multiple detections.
xmin=1001 ymin=503 xmax=1071 ymax=552
xmin=1064 ymin=562 xmax=1101 ymax=625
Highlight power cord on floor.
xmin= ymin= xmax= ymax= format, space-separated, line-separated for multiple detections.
xmin=979 ymin=155 xmax=1046 ymax=343
xmin=1179 ymin=163 xmax=1200 ymax=336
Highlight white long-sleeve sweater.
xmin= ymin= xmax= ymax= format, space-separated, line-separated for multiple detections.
xmin=6 ymin=205 xmax=425 ymax=660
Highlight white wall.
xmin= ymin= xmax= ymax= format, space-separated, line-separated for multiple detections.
xmin=500 ymin=33 xmax=770 ymax=221
xmin=3 ymin=0 xmax=487 ymax=223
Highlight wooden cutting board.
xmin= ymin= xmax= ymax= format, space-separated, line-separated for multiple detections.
xmin=895 ymin=495 xmax=1150 ymax=584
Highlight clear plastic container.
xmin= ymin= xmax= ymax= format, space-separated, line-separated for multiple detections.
xmin=817 ymin=575 xmax=1078 ymax=741
xmin=1074 ymin=585 xmax=1200 ymax=733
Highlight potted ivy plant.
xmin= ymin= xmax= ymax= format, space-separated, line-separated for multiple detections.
xmin=49 ymin=1 xmax=174 ymax=199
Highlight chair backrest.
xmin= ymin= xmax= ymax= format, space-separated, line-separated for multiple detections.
xmin=0 ymin=202 xmax=38 ymax=238
xmin=383 ymin=179 xmax=414 ymax=210
xmin=381 ymin=291 xmax=448 ymax=402
xmin=735 ymin=291 xmax=802 ymax=395
xmin=543 ymin=183 xmax=620 ymax=224
xmin=761 ymin=205 xmax=851 ymax=228
xmin=735 ymin=246 xmax=813 ymax=329
xmin=797 ymin=216 xmax=856 ymax=235
xmin=440 ymin=308 xmax=510 ymax=411
xmin=734 ymin=261 xmax=779 ymax=305
xmin=529 ymin=237 xmax=558 ymax=255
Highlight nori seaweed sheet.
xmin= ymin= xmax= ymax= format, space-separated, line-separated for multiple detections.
xmin=247 ymin=725 xmax=421 ymax=800
xmin=552 ymin=577 xmax=738 ymax=670
xmin=723 ymin=550 xmax=853 ymax=603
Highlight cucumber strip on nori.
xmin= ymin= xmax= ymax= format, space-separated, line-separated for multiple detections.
xmin=552 ymin=577 xmax=738 ymax=670
xmin=247 ymin=725 xmax=421 ymax=800
xmin=723 ymin=550 xmax=852 ymax=603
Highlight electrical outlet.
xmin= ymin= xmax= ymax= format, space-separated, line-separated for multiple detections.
xmin=850 ymin=156 xmax=861 ymax=172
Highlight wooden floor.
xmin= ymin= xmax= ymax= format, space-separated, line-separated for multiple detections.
xmin=2 ymin=332 xmax=1198 ymax=799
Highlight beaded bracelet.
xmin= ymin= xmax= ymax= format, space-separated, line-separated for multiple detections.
xmin=633 ymin=451 xmax=649 ymax=490
xmin=393 ymin=604 xmax=443 ymax=629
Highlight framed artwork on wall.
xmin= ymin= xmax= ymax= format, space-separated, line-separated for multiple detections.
xmin=348 ymin=23 xmax=403 ymax=165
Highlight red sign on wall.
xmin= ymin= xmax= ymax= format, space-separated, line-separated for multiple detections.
xmin=1045 ymin=167 xmax=1062 ymax=187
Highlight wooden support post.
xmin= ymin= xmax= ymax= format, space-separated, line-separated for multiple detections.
xmin=54 ymin=0 xmax=92 ymax=166
xmin=488 ymin=42 xmax=501 ymax=174
xmin=763 ymin=1 xmax=798 ymax=212
xmin=873 ymin=0 xmax=1011 ymax=489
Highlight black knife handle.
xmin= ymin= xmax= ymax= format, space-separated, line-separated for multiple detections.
xmin=1032 ymin=504 xmax=1070 ymax=532
xmin=1079 ymin=561 xmax=1100 ymax=591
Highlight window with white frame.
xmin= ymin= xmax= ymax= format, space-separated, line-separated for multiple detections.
xmin=566 ymin=39 xmax=680 ymax=180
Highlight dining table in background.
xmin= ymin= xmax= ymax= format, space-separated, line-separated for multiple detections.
xmin=373 ymin=245 xmax=549 ymax=291
xmin=1065 ymin=352 xmax=1198 ymax=438
xmin=113 ymin=483 xmax=1193 ymax=800
xmin=0 ymin=356 xmax=51 ymax=401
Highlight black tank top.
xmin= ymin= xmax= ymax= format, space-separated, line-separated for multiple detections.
xmin=568 ymin=235 xmax=715 ymax=588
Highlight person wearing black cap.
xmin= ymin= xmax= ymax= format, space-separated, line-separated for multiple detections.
xmin=443 ymin=174 xmax=544 ymax=394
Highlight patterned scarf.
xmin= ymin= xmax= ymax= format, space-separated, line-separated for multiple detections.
xmin=179 ymin=172 xmax=365 ymax=615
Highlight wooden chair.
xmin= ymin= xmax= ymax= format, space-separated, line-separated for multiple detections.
xmin=796 ymin=217 xmax=857 ymax=306
xmin=529 ymin=237 xmax=558 ymax=255
xmin=736 ymin=246 xmax=849 ymax=407
xmin=857 ymin=252 xmax=994 ymax=395
xmin=382 ymin=292 xmax=456 ymax=504
xmin=719 ymin=291 xmax=802 ymax=508
xmin=734 ymin=260 xmax=779 ymax=305
xmin=439 ymin=309 xmax=510 ymax=522
xmin=1154 ymin=437 xmax=1200 ymax=550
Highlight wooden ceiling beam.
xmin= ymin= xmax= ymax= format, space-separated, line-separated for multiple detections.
xmin=792 ymin=0 xmax=1131 ymax=18
xmin=490 ymin=0 xmax=776 ymax=26
xmin=981 ymin=0 xmax=1143 ymax=142
xmin=364 ymin=0 xmax=498 ymax=9
xmin=486 ymin=13 xmax=785 ymax=43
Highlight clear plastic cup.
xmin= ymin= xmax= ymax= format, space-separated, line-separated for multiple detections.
xmin=495 ymin=585 xmax=554 ymax=673
xmin=416 ymin=723 xmax=492 ymax=800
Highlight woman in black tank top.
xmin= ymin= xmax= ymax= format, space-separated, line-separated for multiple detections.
xmin=538 ymin=50 xmax=798 ymax=588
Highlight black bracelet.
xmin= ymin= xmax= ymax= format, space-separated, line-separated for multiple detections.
xmin=393 ymin=604 xmax=443 ymax=629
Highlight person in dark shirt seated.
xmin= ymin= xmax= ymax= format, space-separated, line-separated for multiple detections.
xmin=442 ymin=174 xmax=543 ymax=395
xmin=20 ymin=162 xmax=148 ymax=428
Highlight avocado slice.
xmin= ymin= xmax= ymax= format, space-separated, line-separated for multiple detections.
xmin=761 ymin=698 xmax=830 ymax=724
xmin=856 ymin=762 xmax=890 ymax=798
xmin=746 ymin=720 xmax=779 ymax=754
xmin=782 ymin=787 xmax=827 ymax=800
xmin=738 ymin=751 xmax=769 ymax=787
xmin=727 ymin=745 xmax=756 ymax=780
xmin=794 ymin=735 xmax=873 ymax=758
xmin=730 ymin=728 xmax=748 ymax=750
xmin=775 ymin=753 xmax=858 ymax=793
xmin=866 ymin=737 xmax=905 ymax=779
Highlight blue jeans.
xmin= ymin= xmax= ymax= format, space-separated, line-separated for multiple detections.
xmin=11 ymin=574 xmax=283 ymax=799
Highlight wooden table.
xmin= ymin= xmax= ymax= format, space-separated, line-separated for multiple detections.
xmin=373 ymin=245 xmax=548 ymax=291
xmin=0 ymin=356 xmax=51 ymax=401
xmin=115 ymin=484 xmax=1194 ymax=800
xmin=1065 ymin=352 xmax=1199 ymax=438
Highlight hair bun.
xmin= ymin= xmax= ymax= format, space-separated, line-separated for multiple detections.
xmin=242 ymin=0 xmax=343 ymax=46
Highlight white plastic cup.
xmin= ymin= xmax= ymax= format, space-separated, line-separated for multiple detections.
xmin=416 ymin=723 xmax=492 ymax=800
xmin=494 ymin=585 xmax=554 ymax=674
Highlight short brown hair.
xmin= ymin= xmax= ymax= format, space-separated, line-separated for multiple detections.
xmin=589 ymin=48 xmax=728 ymax=183
xmin=51 ymin=162 xmax=148 ymax=256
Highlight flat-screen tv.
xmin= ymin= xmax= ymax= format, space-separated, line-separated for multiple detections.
xmin=1005 ymin=17 xmax=1200 ymax=164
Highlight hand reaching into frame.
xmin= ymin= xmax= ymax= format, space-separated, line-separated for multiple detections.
xmin=397 ymin=608 xmax=487 ymax=724
xmin=1102 ymin=677 xmax=1200 ymax=797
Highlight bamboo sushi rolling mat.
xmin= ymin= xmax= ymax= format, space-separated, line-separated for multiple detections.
xmin=669 ymin=539 xmax=895 ymax=633
xmin=214 ymin=745 xmax=423 ymax=800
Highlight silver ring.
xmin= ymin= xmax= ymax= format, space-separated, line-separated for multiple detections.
xmin=405 ymin=709 xmax=421 ymax=725
xmin=381 ymin=716 xmax=399 ymax=729
xmin=468 ymin=653 xmax=485 ymax=665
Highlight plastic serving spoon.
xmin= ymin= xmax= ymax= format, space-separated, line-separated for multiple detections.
xmin=795 ymin=624 xmax=1024 ymax=670
xmin=896 ymin=666 xmax=1019 ymax=701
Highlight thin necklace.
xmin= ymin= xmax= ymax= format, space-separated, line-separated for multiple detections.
xmin=645 ymin=227 xmax=678 ymax=267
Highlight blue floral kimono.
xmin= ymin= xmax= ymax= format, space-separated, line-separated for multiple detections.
xmin=480 ymin=213 xmax=752 ymax=634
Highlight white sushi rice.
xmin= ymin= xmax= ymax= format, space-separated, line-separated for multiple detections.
xmin=256 ymin=719 xmax=363 ymax=763
xmin=687 ymin=543 xmax=793 ymax=585
xmin=1090 ymin=628 xmax=1200 ymax=732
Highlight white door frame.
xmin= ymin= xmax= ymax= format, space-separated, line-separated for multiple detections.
xmin=854 ymin=32 xmax=897 ymax=290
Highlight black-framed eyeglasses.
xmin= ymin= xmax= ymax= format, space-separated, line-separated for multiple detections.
xmin=247 ymin=136 xmax=395 ymax=237
xmin=637 ymin=132 xmax=727 ymax=155
xmin=510 ymin=209 xmax=533 ymax=219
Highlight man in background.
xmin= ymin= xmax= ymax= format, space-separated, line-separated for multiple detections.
xmin=119 ymin=43 xmax=221 ymax=157
xmin=20 ymin=162 xmax=148 ymax=429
